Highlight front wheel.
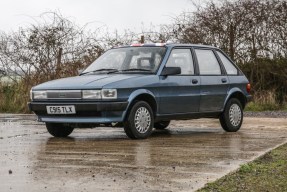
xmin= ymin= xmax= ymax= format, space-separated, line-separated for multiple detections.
xmin=220 ymin=98 xmax=243 ymax=132
xmin=124 ymin=101 xmax=154 ymax=139
xmin=46 ymin=123 xmax=74 ymax=137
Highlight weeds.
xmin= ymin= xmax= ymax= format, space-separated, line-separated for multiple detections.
xmin=0 ymin=81 xmax=31 ymax=113
xmin=245 ymin=90 xmax=287 ymax=111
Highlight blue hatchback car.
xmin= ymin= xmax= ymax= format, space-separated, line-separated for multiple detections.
xmin=29 ymin=43 xmax=252 ymax=139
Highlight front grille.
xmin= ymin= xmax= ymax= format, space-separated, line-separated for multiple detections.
xmin=47 ymin=90 xmax=82 ymax=99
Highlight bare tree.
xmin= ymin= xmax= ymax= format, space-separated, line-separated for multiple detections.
xmin=0 ymin=12 xmax=105 ymax=86
xmin=0 ymin=12 xmax=105 ymax=112
xmin=168 ymin=0 xmax=287 ymax=104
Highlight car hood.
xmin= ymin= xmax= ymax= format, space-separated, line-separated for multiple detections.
xmin=33 ymin=74 xmax=145 ymax=90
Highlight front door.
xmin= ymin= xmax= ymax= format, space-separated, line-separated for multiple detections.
xmin=159 ymin=48 xmax=200 ymax=114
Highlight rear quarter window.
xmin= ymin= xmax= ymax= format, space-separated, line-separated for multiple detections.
xmin=216 ymin=51 xmax=238 ymax=75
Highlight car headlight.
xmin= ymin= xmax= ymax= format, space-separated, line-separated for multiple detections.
xmin=82 ymin=89 xmax=117 ymax=99
xmin=102 ymin=89 xmax=117 ymax=99
xmin=32 ymin=91 xmax=47 ymax=100
xmin=82 ymin=90 xmax=102 ymax=99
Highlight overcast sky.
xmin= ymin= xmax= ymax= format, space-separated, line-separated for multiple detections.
xmin=0 ymin=0 xmax=194 ymax=33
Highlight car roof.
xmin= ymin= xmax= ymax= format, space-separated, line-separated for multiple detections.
xmin=114 ymin=43 xmax=218 ymax=50
xmin=166 ymin=43 xmax=217 ymax=49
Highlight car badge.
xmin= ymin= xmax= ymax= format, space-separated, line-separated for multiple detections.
xmin=59 ymin=93 xmax=66 ymax=98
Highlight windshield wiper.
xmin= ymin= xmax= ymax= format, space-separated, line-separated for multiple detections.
xmin=121 ymin=68 xmax=152 ymax=72
xmin=80 ymin=68 xmax=119 ymax=76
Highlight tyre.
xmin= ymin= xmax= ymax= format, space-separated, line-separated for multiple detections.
xmin=154 ymin=121 xmax=170 ymax=130
xmin=46 ymin=123 xmax=74 ymax=137
xmin=220 ymin=98 xmax=243 ymax=132
xmin=124 ymin=101 xmax=154 ymax=139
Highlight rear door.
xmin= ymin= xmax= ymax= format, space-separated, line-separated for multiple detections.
xmin=159 ymin=48 xmax=200 ymax=114
xmin=194 ymin=48 xmax=229 ymax=112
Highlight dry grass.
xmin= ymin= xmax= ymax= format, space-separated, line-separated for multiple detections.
xmin=0 ymin=81 xmax=31 ymax=113
xmin=245 ymin=89 xmax=286 ymax=111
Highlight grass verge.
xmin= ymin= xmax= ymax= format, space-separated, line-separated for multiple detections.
xmin=198 ymin=143 xmax=287 ymax=192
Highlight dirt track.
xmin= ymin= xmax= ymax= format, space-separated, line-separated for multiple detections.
xmin=0 ymin=114 xmax=287 ymax=192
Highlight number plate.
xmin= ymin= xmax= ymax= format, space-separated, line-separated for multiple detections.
xmin=46 ymin=106 xmax=76 ymax=114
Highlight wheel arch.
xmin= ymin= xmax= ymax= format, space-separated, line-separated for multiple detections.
xmin=123 ymin=89 xmax=158 ymax=121
xmin=224 ymin=88 xmax=247 ymax=109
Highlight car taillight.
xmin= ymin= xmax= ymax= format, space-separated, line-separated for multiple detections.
xmin=246 ymin=83 xmax=251 ymax=93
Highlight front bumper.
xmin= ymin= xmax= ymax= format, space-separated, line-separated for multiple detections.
xmin=28 ymin=101 xmax=128 ymax=123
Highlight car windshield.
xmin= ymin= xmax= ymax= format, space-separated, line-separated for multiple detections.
xmin=81 ymin=47 xmax=166 ymax=75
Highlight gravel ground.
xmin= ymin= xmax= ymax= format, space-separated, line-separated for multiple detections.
xmin=244 ymin=111 xmax=287 ymax=118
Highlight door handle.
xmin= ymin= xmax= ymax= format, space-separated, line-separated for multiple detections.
xmin=221 ymin=78 xmax=227 ymax=83
xmin=192 ymin=79 xmax=198 ymax=84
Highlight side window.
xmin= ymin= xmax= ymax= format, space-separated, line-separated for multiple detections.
xmin=216 ymin=51 xmax=238 ymax=75
xmin=195 ymin=49 xmax=221 ymax=75
xmin=166 ymin=49 xmax=194 ymax=75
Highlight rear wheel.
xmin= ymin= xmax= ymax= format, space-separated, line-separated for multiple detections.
xmin=46 ymin=123 xmax=74 ymax=137
xmin=154 ymin=121 xmax=170 ymax=130
xmin=220 ymin=98 xmax=243 ymax=132
xmin=124 ymin=101 xmax=154 ymax=139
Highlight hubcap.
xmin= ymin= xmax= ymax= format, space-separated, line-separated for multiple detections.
xmin=229 ymin=104 xmax=242 ymax=127
xmin=134 ymin=107 xmax=151 ymax=133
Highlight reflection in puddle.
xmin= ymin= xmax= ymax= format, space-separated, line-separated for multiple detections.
xmin=1 ymin=117 xmax=287 ymax=192
xmin=31 ymin=129 xmax=251 ymax=191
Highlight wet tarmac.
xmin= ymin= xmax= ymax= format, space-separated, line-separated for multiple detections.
xmin=0 ymin=114 xmax=287 ymax=192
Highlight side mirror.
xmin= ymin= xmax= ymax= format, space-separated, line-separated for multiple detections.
xmin=161 ymin=67 xmax=181 ymax=76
